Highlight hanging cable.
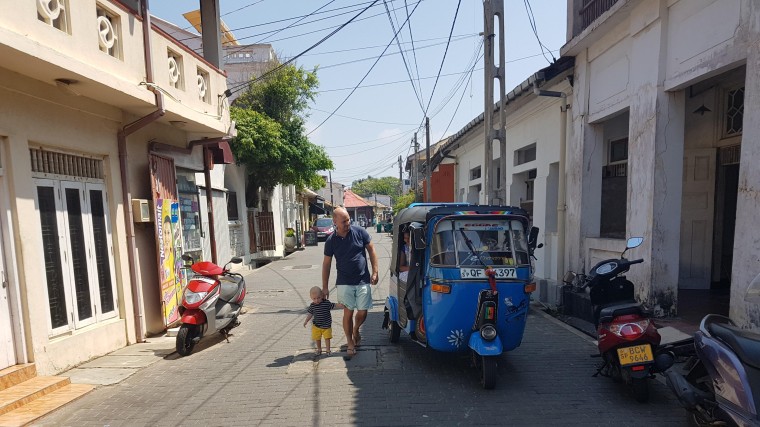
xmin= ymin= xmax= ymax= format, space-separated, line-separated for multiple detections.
xmin=382 ymin=0 xmax=425 ymax=113
xmin=523 ymin=0 xmax=556 ymax=63
xmin=226 ymin=0 xmax=381 ymax=97
xmin=422 ymin=0 xmax=462 ymax=117
xmin=306 ymin=0 xmax=423 ymax=135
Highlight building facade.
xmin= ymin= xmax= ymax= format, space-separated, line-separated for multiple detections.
xmin=0 ymin=0 xmax=231 ymax=374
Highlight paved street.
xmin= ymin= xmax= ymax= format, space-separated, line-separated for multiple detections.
xmin=37 ymin=230 xmax=691 ymax=426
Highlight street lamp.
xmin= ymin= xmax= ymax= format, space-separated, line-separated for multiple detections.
xmin=534 ymin=85 xmax=568 ymax=285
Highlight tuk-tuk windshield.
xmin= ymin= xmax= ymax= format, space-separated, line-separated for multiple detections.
xmin=430 ymin=218 xmax=529 ymax=266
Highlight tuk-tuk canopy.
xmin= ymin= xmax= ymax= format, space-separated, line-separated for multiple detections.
xmin=390 ymin=204 xmax=530 ymax=270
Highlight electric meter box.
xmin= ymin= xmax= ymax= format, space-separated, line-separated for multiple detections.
xmin=131 ymin=199 xmax=153 ymax=222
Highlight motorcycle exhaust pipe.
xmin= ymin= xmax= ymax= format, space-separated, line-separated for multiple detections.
xmin=663 ymin=369 xmax=711 ymax=410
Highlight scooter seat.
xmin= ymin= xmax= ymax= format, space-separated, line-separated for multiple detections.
xmin=709 ymin=322 xmax=760 ymax=370
xmin=598 ymin=302 xmax=642 ymax=324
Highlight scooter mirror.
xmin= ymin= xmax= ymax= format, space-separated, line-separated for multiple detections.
xmin=563 ymin=271 xmax=576 ymax=284
xmin=230 ymin=257 xmax=243 ymax=264
xmin=626 ymin=237 xmax=643 ymax=249
xmin=181 ymin=254 xmax=193 ymax=262
xmin=745 ymin=273 xmax=760 ymax=303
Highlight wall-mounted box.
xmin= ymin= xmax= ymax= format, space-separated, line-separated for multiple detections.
xmin=131 ymin=199 xmax=153 ymax=222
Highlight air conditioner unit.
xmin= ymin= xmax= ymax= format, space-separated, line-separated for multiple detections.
xmin=131 ymin=199 xmax=153 ymax=223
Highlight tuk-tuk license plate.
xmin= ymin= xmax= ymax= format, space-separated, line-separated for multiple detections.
xmin=460 ymin=267 xmax=516 ymax=279
xmin=617 ymin=344 xmax=654 ymax=366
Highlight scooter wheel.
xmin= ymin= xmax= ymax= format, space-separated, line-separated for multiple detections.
xmin=481 ymin=356 xmax=497 ymax=390
xmin=176 ymin=325 xmax=197 ymax=356
xmin=632 ymin=377 xmax=649 ymax=403
xmin=389 ymin=320 xmax=400 ymax=344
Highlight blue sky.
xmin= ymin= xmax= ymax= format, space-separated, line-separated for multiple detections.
xmin=149 ymin=1 xmax=567 ymax=186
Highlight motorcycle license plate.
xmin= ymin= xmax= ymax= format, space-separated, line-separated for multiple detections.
xmin=460 ymin=267 xmax=516 ymax=279
xmin=617 ymin=344 xmax=654 ymax=366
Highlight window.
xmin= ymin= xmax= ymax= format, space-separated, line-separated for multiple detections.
xmin=470 ymin=166 xmax=481 ymax=181
xmin=600 ymin=138 xmax=628 ymax=239
xmin=168 ymin=50 xmax=183 ymax=89
xmin=725 ymin=87 xmax=744 ymax=137
xmin=197 ymin=68 xmax=210 ymax=103
xmin=430 ymin=219 xmax=530 ymax=266
xmin=227 ymin=191 xmax=239 ymax=221
xmin=35 ymin=179 xmax=117 ymax=334
xmin=515 ymin=144 xmax=537 ymax=165
xmin=96 ymin=5 xmax=120 ymax=58
xmin=37 ymin=0 xmax=70 ymax=33
xmin=176 ymin=171 xmax=202 ymax=254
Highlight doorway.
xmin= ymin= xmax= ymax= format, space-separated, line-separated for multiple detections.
xmin=712 ymin=145 xmax=740 ymax=289
xmin=0 ymin=173 xmax=16 ymax=370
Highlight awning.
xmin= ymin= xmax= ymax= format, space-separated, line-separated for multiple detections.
xmin=309 ymin=202 xmax=326 ymax=215
xmin=209 ymin=140 xmax=234 ymax=164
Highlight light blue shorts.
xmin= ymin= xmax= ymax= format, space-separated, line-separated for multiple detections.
xmin=337 ymin=283 xmax=372 ymax=311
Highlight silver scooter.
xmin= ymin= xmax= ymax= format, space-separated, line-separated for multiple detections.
xmin=662 ymin=274 xmax=760 ymax=426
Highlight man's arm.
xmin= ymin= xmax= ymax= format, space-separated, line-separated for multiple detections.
xmin=366 ymin=242 xmax=379 ymax=285
xmin=322 ymin=255 xmax=333 ymax=299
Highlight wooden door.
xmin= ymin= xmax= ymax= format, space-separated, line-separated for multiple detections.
xmin=679 ymin=149 xmax=716 ymax=289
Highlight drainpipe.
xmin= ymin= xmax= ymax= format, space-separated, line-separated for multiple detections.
xmin=118 ymin=0 xmax=165 ymax=342
xmin=534 ymin=84 xmax=568 ymax=285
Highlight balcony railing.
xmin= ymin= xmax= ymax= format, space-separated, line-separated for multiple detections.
xmin=580 ymin=0 xmax=619 ymax=31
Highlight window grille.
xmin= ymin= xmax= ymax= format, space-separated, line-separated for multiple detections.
xmin=470 ymin=166 xmax=481 ymax=181
xmin=197 ymin=68 xmax=210 ymax=103
xmin=516 ymin=144 xmax=537 ymax=165
xmin=30 ymin=149 xmax=103 ymax=179
xmin=96 ymin=5 xmax=120 ymax=58
xmin=725 ymin=87 xmax=744 ymax=136
xmin=168 ymin=51 xmax=183 ymax=89
xmin=37 ymin=0 xmax=69 ymax=33
xmin=719 ymin=145 xmax=741 ymax=166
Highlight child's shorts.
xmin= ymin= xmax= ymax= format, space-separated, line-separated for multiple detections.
xmin=311 ymin=325 xmax=332 ymax=341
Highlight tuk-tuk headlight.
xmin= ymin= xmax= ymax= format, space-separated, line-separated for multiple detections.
xmin=480 ymin=325 xmax=497 ymax=341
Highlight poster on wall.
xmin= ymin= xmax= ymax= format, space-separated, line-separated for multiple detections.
xmin=157 ymin=198 xmax=182 ymax=326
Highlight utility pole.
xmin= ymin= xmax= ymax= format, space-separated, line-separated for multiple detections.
xmin=483 ymin=0 xmax=506 ymax=204
xmin=329 ymin=170 xmax=334 ymax=208
xmin=412 ymin=133 xmax=419 ymax=202
xmin=398 ymin=155 xmax=403 ymax=197
xmin=425 ymin=117 xmax=431 ymax=202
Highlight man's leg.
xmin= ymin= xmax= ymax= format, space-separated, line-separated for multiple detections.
xmin=353 ymin=310 xmax=367 ymax=345
xmin=343 ymin=307 xmax=355 ymax=353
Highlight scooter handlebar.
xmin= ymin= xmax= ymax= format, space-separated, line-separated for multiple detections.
xmin=629 ymin=259 xmax=644 ymax=265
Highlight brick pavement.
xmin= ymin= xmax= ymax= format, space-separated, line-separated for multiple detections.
xmin=35 ymin=230 xmax=692 ymax=427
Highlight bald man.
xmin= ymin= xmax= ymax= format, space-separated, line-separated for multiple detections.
xmin=322 ymin=207 xmax=378 ymax=357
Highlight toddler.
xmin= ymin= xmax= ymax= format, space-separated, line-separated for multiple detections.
xmin=304 ymin=286 xmax=344 ymax=356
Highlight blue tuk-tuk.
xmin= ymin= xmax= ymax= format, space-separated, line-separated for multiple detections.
xmin=383 ymin=203 xmax=540 ymax=389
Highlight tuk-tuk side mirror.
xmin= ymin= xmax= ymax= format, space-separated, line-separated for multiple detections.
xmin=528 ymin=226 xmax=540 ymax=251
xmin=411 ymin=227 xmax=426 ymax=250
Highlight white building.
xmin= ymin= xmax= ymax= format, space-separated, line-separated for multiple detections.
xmin=0 ymin=0 xmax=231 ymax=375
xmin=562 ymin=0 xmax=760 ymax=326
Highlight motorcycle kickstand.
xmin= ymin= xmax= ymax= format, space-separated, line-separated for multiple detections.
xmin=592 ymin=359 xmax=608 ymax=378
xmin=221 ymin=329 xmax=230 ymax=343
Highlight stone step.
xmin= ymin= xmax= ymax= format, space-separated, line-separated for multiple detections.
xmin=0 ymin=366 xmax=36 ymax=393
xmin=0 ymin=376 xmax=70 ymax=416
xmin=0 ymin=384 xmax=94 ymax=427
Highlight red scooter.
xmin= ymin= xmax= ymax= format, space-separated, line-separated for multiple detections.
xmin=176 ymin=255 xmax=246 ymax=356
xmin=564 ymin=237 xmax=673 ymax=402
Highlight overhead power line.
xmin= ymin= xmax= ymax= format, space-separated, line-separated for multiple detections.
xmin=306 ymin=0 xmax=423 ymax=135
xmin=227 ymin=0 xmax=382 ymax=97
xmin=382 ymin=0 xmax=425 ymax=113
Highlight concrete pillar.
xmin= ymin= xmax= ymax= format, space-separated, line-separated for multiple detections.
xmin=626 ymin=7 xmax=685 ymax=317
xmin=731 ymin=1 xmax=760 ymax=329
xmin=200 ymin=0 xmax=222 ymax=68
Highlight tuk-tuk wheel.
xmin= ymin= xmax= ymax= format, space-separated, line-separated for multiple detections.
xmin=481 ymin=356 xmax=497 ymax=390
xmin=389 ymin=320 xmax=400 ymax=343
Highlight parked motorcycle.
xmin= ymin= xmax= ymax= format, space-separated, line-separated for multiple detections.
xmin=564 ymin=237 xmax=673 ymax=402
xmin=176 ymin=255 xmax=246 ymax=356
xmin=662 ymin=273 xmax=760 ymax=426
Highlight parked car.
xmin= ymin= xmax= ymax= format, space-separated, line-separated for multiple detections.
xmin=311 ymin=218 xmax=335 ymax=241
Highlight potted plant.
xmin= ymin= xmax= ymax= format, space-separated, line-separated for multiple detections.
xmin=284 ymin=227 xmax=296 ymax=250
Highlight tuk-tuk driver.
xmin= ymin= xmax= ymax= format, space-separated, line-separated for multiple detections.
xmin=322 ymin=207 xmax=379 ymax=357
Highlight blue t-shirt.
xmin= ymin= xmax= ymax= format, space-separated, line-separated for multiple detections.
xmin=324 ymin=225 xmax=371 ymax=286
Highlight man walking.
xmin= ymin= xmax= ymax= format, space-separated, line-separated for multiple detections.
xmin=322 ymin=207 xmax=379 ymax=356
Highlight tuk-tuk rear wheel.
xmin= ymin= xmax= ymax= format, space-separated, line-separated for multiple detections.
xmin=389 ymin=320 xmax=400 ymax=343
xmin=481 ymin=356 xmax=497 ymax=390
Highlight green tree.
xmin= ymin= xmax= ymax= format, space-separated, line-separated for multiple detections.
xmin=351 ymin=176 xmax=401 ymax=204
xmin=393 ymin=192 xmax=416 ymax=214
xmin=230 ymin=63 xmax=333 ymax=206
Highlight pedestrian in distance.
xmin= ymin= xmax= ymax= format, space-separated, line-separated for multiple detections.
xmin=322 ymin=207 xmax=379 ymax=357
xmin=303 ymin=286 xmax=345 ymax=356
